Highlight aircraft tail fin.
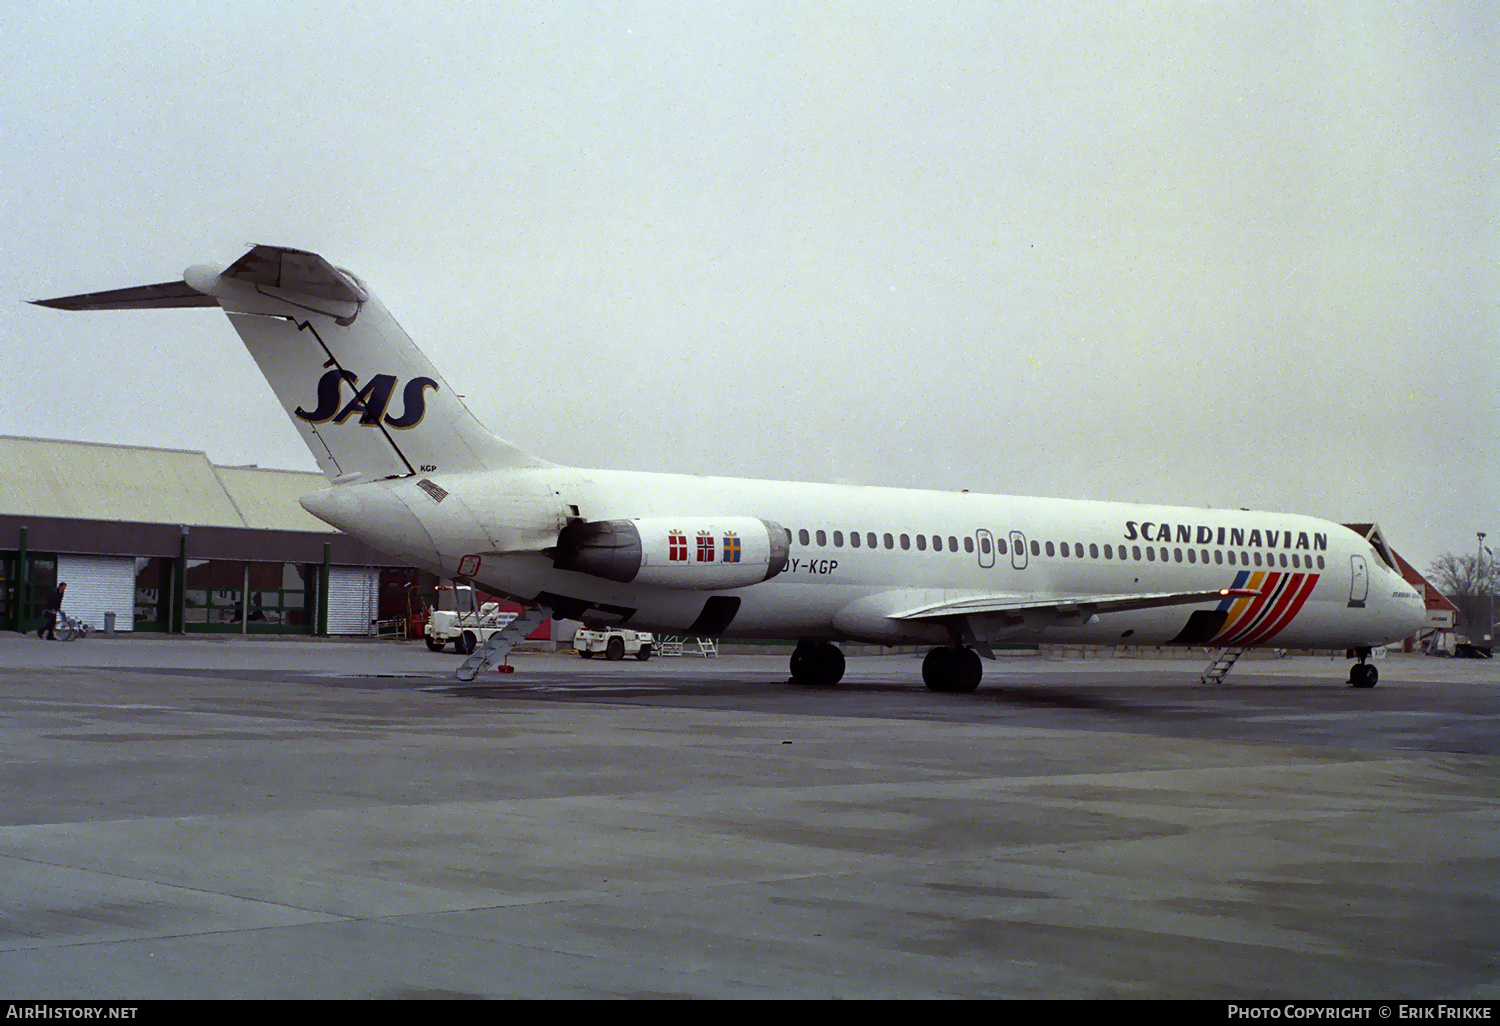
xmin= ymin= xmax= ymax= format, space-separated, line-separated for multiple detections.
xmin=33 ymin=246 xmax=546 ymax=482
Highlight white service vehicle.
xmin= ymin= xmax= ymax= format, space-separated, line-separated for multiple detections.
xmin=425 ymin=585 xmax=515 ymax=654
xmin=575 ymin=627 xmax=654 ymax=661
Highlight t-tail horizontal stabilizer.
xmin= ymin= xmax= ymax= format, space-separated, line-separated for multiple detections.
xmin=30 ymin=281 xmax=216 ymax=310
xmin=32 ymin=245 xmax=546 ymax=483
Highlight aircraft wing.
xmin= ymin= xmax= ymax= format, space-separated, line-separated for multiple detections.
xmin=891 ymin=587 xmax=1259 ymax=624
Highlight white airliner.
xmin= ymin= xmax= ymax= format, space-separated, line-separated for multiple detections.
xmin=34 ymin=245 xmax=1427 ymax=689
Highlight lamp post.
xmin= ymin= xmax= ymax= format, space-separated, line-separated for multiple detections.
xmin=1481 ymin=533 xmax=1492 ymax=647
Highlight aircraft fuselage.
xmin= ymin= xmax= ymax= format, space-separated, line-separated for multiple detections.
xmin=299 ymin=465 xmax=1425 ymax=651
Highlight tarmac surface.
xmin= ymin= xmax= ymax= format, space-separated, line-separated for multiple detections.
xmin=0 ymin=634 xmax=1495 ymax=999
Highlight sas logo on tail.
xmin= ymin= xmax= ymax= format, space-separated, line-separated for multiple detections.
xmin=295 ymin=368 xmax=439 ymax=429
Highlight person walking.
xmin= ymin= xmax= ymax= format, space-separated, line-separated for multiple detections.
xmin=38 ymin=581 xmax=66 ymax=641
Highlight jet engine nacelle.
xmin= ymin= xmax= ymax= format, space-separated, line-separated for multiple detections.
xmin=554 ymin=516 xmax=790 ymax=590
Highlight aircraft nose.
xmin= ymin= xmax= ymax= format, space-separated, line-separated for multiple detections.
xmin=1403 ymin=592 xmax=1428 ymax=636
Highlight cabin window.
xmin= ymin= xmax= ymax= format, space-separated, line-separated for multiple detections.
xmin=900 ymin=534 xmax=911 ymax=550
xmin=1146 ymin=547 xmax=1155 ymax=561
xmin=849 ymin=531 xmax=860 ymax=548
xmin=1132 ymin=545 xmax=1142 ymax=561
xmin=916 ymin=535 xmax=927 ymax=551
xmin=1030 ymin=540 xmax=1040 ymax=557
xmin=1214 ymin=550 xmax=1222 ymax=565
xmin=1187 ymin=549 xmax=1196 ymax=564
xmin=1317 ymin=555 xmax=1325 ymax=569
xmin=1044 ymin=541 xmax=1055 ymax=557
xmin=867 ymin=532 xmax=877 ymax=549
xmin=1253 ymin=552 xmax=1262 ymax=567
xmin=949 ymin=536 xmax=959 ymax=552
xmin=932 ymin=535 xmax=943 ymax=552
xmin=798 ymin=529 xmax=810 ymax=546
xmin=816 ymin=530 xmax=826 ymax=546
xmin=996 ymin=538 xmax=1007 ymax=555
xmin=1174 ymin=548 xmax=1182 ymax=563
xmin=964 ymin=537 xmax=974 ymax=553
xmin=833 ymin=531 xmax=843 ymax=547
xmin=1059 ymin=542 xmax=1070 ymax=557
xmin=1089 ymin=543 xmax=1099 ymax=558
xmin=1102 ymin=544 xmax=1112 ymax=559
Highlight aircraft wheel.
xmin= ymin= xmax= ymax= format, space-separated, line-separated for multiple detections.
xmin=924 ymin=647 xmax=982 ymax=692
xmin=636 ymin=644 xmax=652 ymax=661
xmin=425 ymin=636 xmax=445 ymax=652
xmin=789 ymin=641 xmax=842 ymax=684
xmin=815 ymin=642 xmax=845 ymax=685
xmin=457 ymin=631 xmax=477 ymax=655
xmin=952 ymin=648 xmax=983 ymax=692
xmin=1350 ymin=663 xmax=1378 ymax=688
xmin=789 ymin=641 xmax=815 ymax=683
xmin=923 ymin=647 xmax=955 ymax=691
xmin=606 ymin=636 xmax=625 ymax=661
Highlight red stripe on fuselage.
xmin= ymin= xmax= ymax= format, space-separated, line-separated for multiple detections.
xmin=1238 ymin=573 xmax=1319 ymax=647
xmin=1218 ymin=572 xmax=1289 ymax=644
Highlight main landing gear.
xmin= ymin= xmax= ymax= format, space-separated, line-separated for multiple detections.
xmin=922 ymin=645 xmax=983 ymax=693
xmin=789 ymin=640 xmax=845 ymax=686
xmin=787 ymin=638 xmax=986 ymax=692
xmin=1348 ymin=647 xmax=1379 ymax=689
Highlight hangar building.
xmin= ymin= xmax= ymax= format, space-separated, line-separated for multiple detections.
xmin=0 ymin=435 xmax=421 ymax=636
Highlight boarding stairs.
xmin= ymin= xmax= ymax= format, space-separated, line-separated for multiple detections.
xmin=454 ymin=605 xmax=551 ymax=681
xmin=655 ymin=636 xmax=718 ymax=658
xmin=1199 ymin=646 xmax=1246 ymax=685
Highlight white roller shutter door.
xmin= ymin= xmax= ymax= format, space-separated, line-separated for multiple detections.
xmin=326 ymin=566 xmax=378 ymax=635
xmin=56 ymin=555 xmax=136 ymax=632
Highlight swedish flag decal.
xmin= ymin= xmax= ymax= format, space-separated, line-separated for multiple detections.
xmin=722 ymin=532 xmax=742 ymax=563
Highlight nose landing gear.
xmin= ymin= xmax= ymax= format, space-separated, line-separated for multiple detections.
xmin=1348 ymin=647 xmax=1379 ymax=688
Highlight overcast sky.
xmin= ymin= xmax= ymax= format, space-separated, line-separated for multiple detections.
xmin=2 ymin=2 xmax=1493 ymax=574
